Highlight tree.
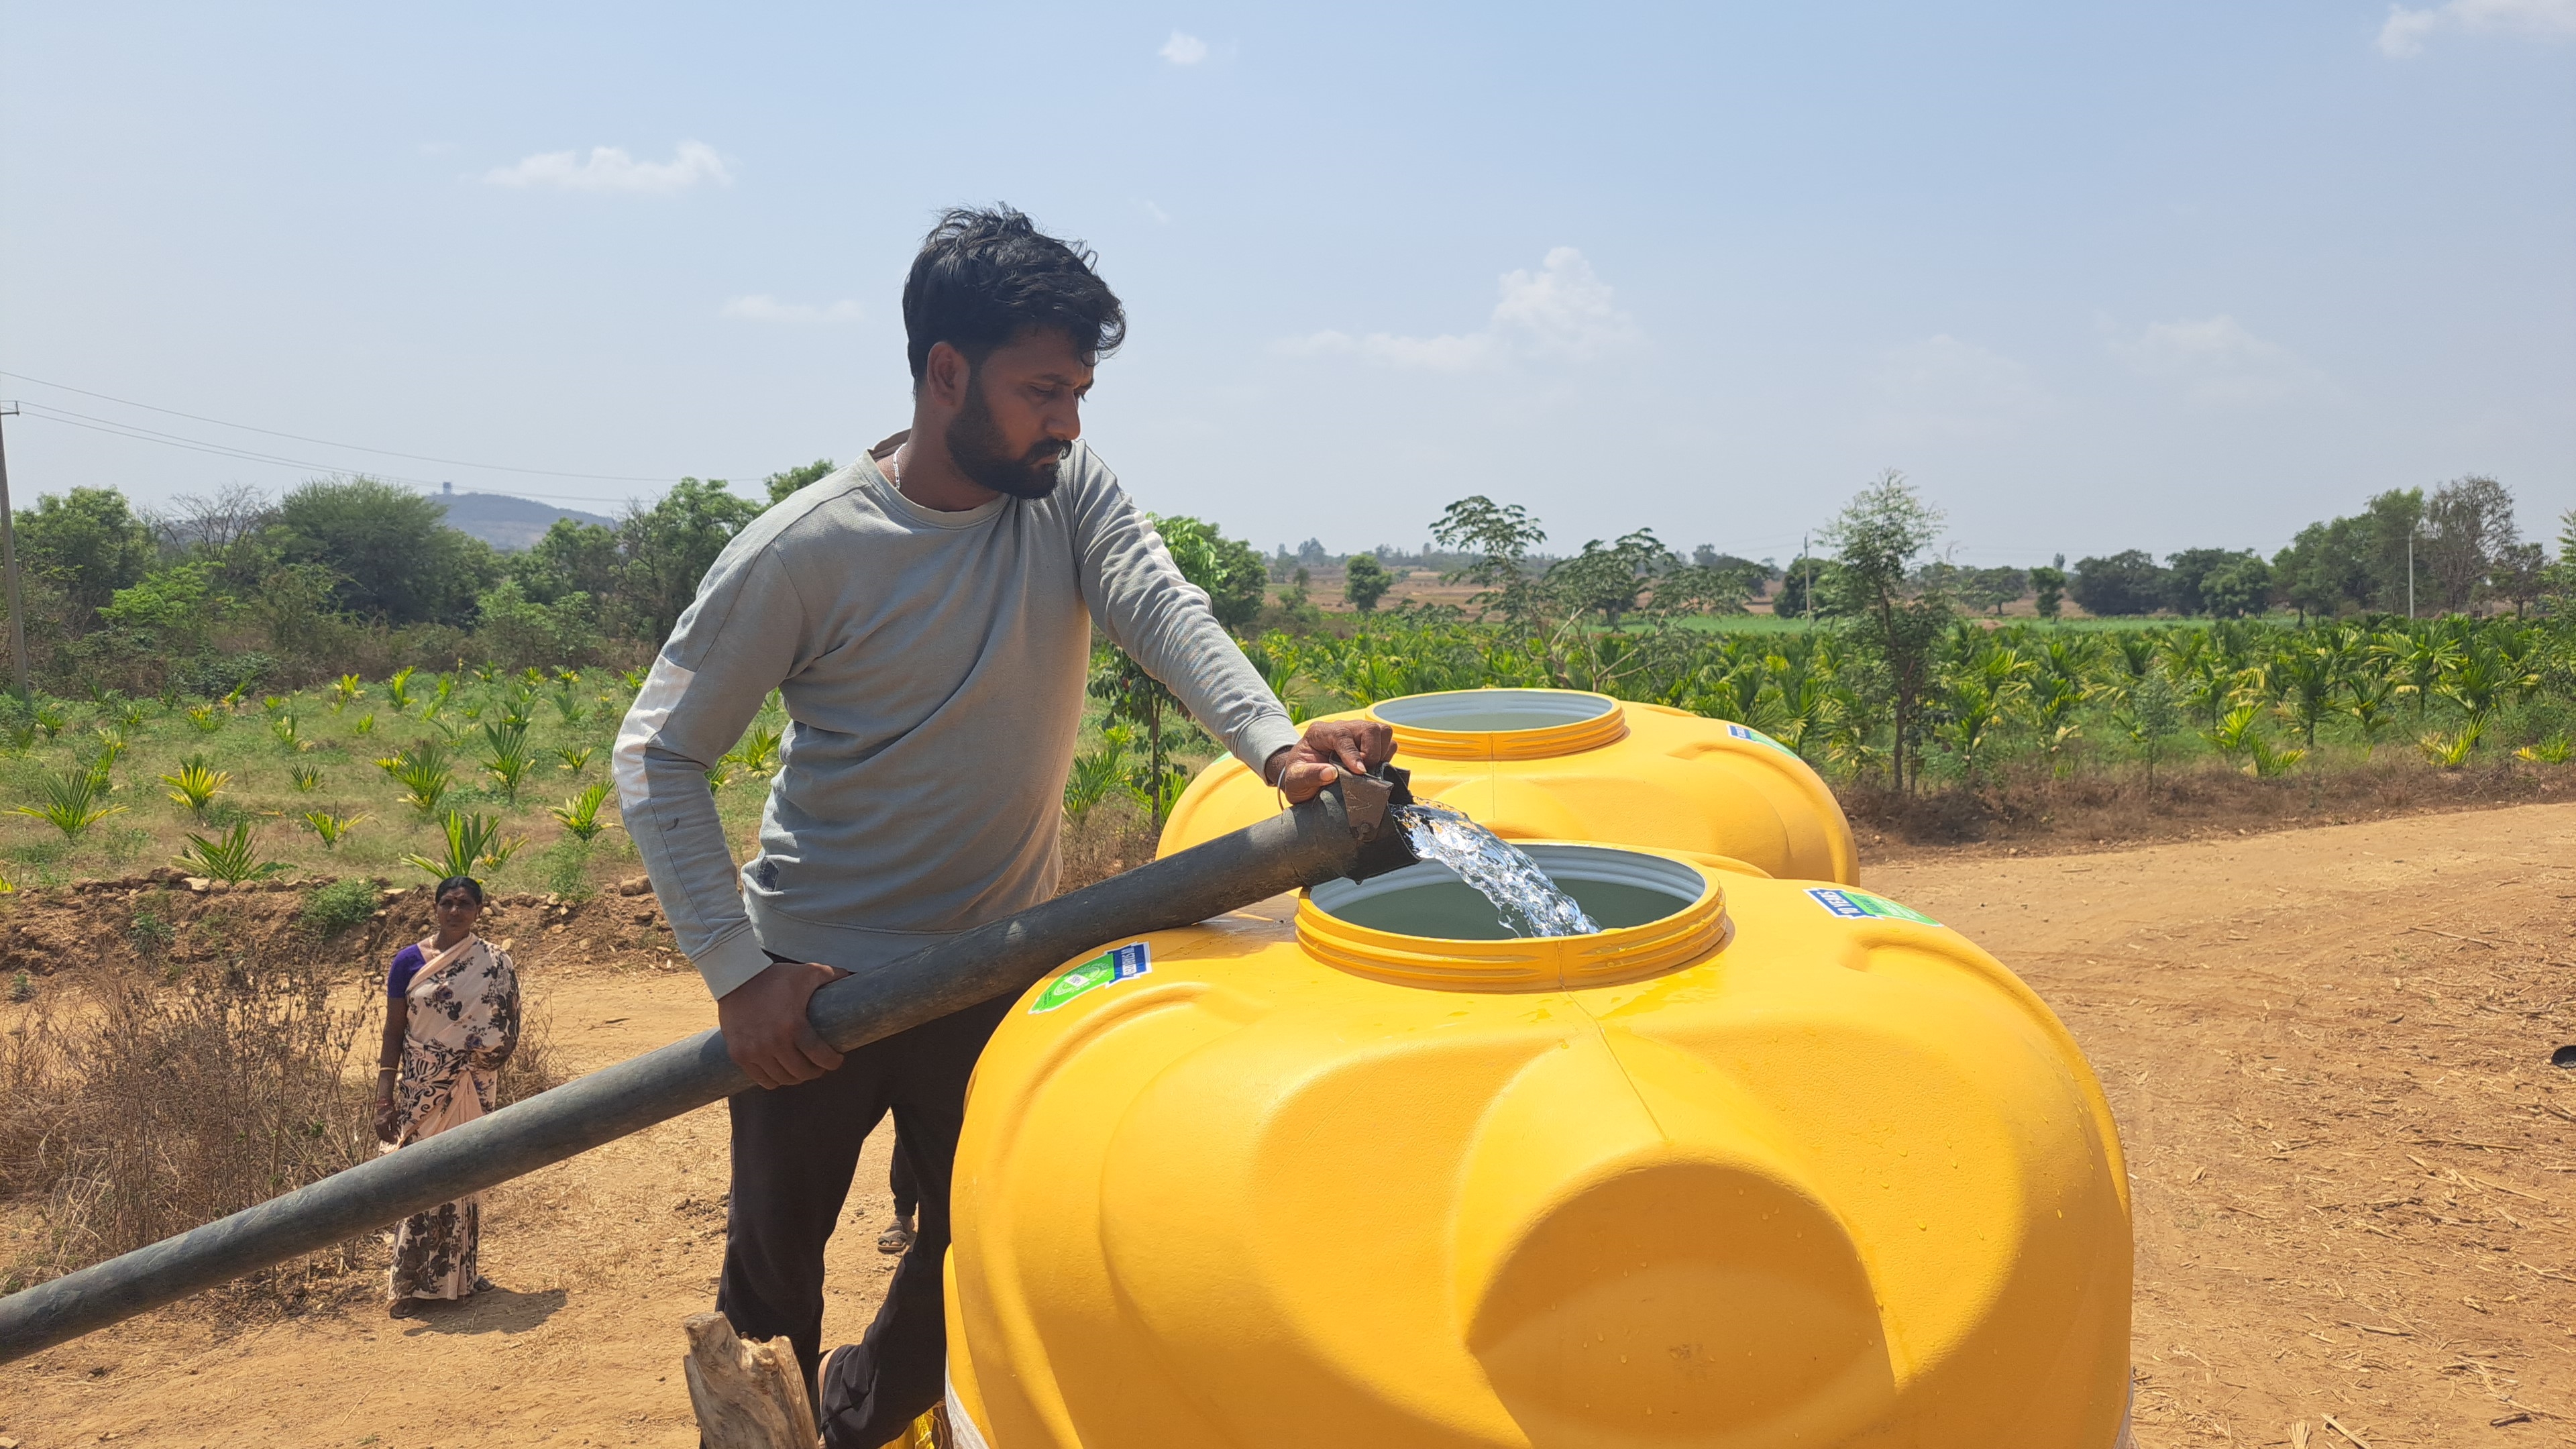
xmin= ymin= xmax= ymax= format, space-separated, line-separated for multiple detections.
xmin=764 ymin=458 xmax=838 ymax=504
xmin=2360 ymin=488 xmax=2427 ymax=614
xmin=1821 ymin=471 xmax=1950 ymax=794
xmin=2069 ymin=550 xmax=2167 ymax=616
xmin=2028 ymin=559 xmax=2067 ymax=621
xmin=1957 ymin=566 xmax=2028 ymax=616
xmin=154 ymin=483 xmax=280 ymax=592
xmin=95 ymin=562 xmax=226 ymax=659
xmin=2197 ymin=553 xmax=2273 ymax=619
xmin=1774 ymin=555 xmax=1834 ymax=620
xmin=2113 ymin=670 xmax=2184 ymax=792
xmin=1149 ymin=515 xmax=1267 ymax=633
xmin=2541 ymin=508 xmax=2576 ymax=619
xmin=513 ymin=519 xmax=627 ymax=608
xmin=2423 ymin=475 xmax=2516 ymax=614
xmin=2272 ymin=517 xmax=2373 ymax=621
xmin=475 ymin=579 xmax=600 ymax=667
xmin=619 ymin=478 xmax=764 ymax=644
xmin=2490 ymin=541 xmax=2546 ymax=619
xmin=2166 ymin=548 xmax=2245 ymax=616
xmin=1546 ymin=529 xmax=1676 ymax=625
xmin=17 ymin=486 xmax=156 ymax=612
xmin=272 ymin=476 xmax=494 ymax=625
xmin=1432 ymin=496 xmax=1548 ymax=626
xmin=1342 ymin=552 xmax=1392 ymax=612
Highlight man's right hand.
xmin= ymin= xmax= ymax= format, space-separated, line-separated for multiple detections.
xmin=717 ymin=959 xmax=849 ymax=1089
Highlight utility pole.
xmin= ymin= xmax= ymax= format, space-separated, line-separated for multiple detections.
xmin=1801 ymin=533 xmax=1815 ymax=627
xmin=0 ymin=403 xmax=27 ymax=701
xmin=2406 ymin=525 xmax=2416 ymax=620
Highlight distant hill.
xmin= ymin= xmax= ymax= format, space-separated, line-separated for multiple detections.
xmin=432 ymin=489 xmax=619 ymax=552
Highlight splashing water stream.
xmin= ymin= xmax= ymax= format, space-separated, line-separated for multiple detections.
xmin=1394 ymin=804 xmax=1601 ymax=938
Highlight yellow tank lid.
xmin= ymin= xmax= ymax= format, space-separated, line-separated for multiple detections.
xmin=1366 ymin=687 xmax=1631 ymax=759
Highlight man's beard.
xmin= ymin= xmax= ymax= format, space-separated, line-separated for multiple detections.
xmin=946 ymin=372 xmax=1068 ymax=500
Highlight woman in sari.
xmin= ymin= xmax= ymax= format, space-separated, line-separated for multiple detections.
xmin=372 ymin=874 xmax=521 ymax=1318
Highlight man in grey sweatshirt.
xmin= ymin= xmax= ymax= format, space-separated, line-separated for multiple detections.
xmin=614 ymin=207 xmax=1390 ymax=1445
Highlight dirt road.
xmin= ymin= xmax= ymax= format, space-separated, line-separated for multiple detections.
xmin=5 ymin=803 xmax=2573 ymax=1447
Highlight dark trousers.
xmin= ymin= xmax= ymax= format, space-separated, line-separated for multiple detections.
xmin=890 ymin=1134 xmax=920 ymax=1222
xmin=716 ymin=990 xmax=1010 ymax=1448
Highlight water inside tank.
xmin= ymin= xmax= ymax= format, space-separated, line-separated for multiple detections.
xmin=1313 ymin=843 xmax=1705 ymax=941
xmin=1371 ymin=689 xmax=1617 ymax=735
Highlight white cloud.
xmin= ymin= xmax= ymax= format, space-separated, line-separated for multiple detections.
xmin=1281 ymin=248 xmax=1642 ymax=371
xmin=1160 ymin=31 xmax=1210 ymax=64
xmin=2112 ymin=314 xmax=2322 ymax=406
xmin=1142 ymin=199 xmax=1171 ymax=225
xmin=722 ymin=295 xmax=863 ymax=325
xmin=1869 ymin=335 xmax=2047 ymax=441
xmin=482 ymin=141 xmax=733 ymax=194
xmin=2377 ymin=0 xmax=2576 ymax=56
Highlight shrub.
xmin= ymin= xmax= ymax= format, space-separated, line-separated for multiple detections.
xmin=299 ymin=810 xmax=368 ymax=850
xmin=299 ymin=877 xmax=381 ymax=938
xmin=379 ymin=740 xmax=453 ymax=817
xmin=162 ymin=757 xmax=230 ymax=817
xmin=550 ymin=781 xmax=612 ymax=842
xmin=1 ymin=959 xmax=374 ymax=1292
xmin=537 ymin=839 xmax=593 ymax=900
xmin=14 ymin=767 xmax=125 ymax=841
xmin=174 ymin=822 xmax=286 ymax=883
xmin=127 ymin=906 xmax=173 ymax=957
xmin=400 ymin=810 xmax=523 ymax=879
xmin=479 ymin=721 xmax=535 ymax=801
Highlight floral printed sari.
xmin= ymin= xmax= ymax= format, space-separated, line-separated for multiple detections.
xmin=387 ymin=932 xmax=520 ymax=1302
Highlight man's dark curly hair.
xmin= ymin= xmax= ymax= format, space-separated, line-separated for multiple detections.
xmin=902 ymin=205 xmax=1126 ymax=387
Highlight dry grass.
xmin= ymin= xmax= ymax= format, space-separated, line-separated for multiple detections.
xmin=1058 ymin=798 xmax=1167 ymax=894
xmin=0 ymin=953 xmax=568 ymax=1299
xmin=1846 ymin=747 xmax=2575 ymax=853
xmin=0 ymin=957 xmax=372 ymax=1295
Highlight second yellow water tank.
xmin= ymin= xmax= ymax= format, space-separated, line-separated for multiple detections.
xmin=1158 ymin=688 xmax=1859 ymax=883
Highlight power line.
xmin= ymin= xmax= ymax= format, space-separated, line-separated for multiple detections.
xmin=8 ymin=402 xmax=719 ymax=508
xmin=0 ymin=368 xmax=685 ymax=484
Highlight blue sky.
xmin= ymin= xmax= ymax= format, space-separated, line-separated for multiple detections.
xmin=3 ymin=2 xmax=2570 ymax=567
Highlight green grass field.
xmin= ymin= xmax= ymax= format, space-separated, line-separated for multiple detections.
xmin=0 ymin=671 xmax=671 ymax=895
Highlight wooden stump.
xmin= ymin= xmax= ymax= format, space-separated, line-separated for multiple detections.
xmin=682 ymin=1310 xmax=817 ymax=1449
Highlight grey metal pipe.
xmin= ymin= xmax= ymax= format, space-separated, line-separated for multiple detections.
xmin=0 ymin=781 xmax=1394 ymax=1362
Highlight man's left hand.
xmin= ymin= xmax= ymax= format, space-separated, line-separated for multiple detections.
xmin=1265 ymin=718 xmax=1397 ymax=803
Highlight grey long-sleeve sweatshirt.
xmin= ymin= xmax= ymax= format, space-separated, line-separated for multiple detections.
xmin=612 ymin=440 xmax=1301 ymax=1000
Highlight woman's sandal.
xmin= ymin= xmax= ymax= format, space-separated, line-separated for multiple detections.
xmin=877 ymin=1222 xmax=916 ymax=1255
xmin=388 ymin=1298 xmax=425 ymax=1319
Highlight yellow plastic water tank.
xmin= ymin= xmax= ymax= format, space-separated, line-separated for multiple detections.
xmin=1157 ymin=689 xmax=1860 ymax=884
xmin=945 ymin=845 xmax=2133 ymax=1448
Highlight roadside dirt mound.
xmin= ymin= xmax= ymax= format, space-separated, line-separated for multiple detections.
xmin=0 ymin=873 xmax=694 ymax=985
xmin=3 ymin=805 xmax=2572 ymax=1446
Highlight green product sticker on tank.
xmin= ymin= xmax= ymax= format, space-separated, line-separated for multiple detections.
xmin=1806 ymin=888 xmax=1941 ymax=927
xmin=1724 ymin=721 xmax=1803 ymax=759
xmin=1029 ymin=942 xmax=1152 ymax=1014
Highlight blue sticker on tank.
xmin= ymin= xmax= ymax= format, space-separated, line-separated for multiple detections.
xmin=1806 ymin=888 xmax=1941 ymax=927
xmin=1724 ymin=721 xmax=1801 ymax=757
xmin=1029 ymin=942 xmax=1152 ymax=1014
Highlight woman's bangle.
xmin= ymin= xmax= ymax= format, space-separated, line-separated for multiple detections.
xmin=376 ymin=1066 xmax=397 ymax=1074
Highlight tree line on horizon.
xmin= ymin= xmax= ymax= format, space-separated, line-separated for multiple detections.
xmin=0 ymin=457 xmax=2568 ymax=710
